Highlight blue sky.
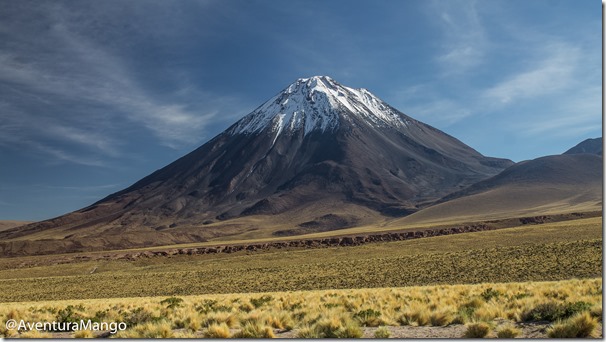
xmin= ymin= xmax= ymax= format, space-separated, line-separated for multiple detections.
xmin=0 ymin=0 xmax=601 ymax=221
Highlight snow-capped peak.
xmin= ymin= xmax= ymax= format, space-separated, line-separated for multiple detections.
xmin=230 ymin=76 xmax=410 ymax=136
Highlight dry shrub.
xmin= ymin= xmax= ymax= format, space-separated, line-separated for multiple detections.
xmin=267 ymin=312 xmax=294 ymax=330
xmin=547 ymin=312 xmax=598 ymax=338
xmin=203 ymin=323 xmax=231 ymax=338
xmin=296 ymin=325 xmax=321 ymax=338
xmin=521 ymin=300 xmax=592 ymax=322
xmin=455 ymin=297 xmax=484 ymax=323
xmin=590 ymin=305 xmax=602 ymax=321
xmin=234 ymin=321 xmax=275 ymax=338
xmin=463 ymin=322 xmax=492 ymax=338
xmin=429 ymin=310 xmax=453 ymax=326
xmin=315 ymin=316 xmax=343 ymax=337
xmin=398 ymin=302 xmax=431 ymax=326
xmin=187 ymin=315 xmax=201 ymax=332
xmin=313 ymin=315 xmax=363 ymax=338
xmin=335 ymin=320 xmax=363 ymax=338
xmin=204 ymin=311 xmax=237 ymax=328
xmin=353 ymin=308 xmax=384 ymax=327
xmin=474 ymin=303 xmax=504 ymax=321
xmin=496 ymin=324 xmax=521 ymax=338
xmin=374 ymin=326 xmax=391 ymax=338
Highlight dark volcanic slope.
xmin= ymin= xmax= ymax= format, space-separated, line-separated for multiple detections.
xmin=0 ymin=76 xmax=512 ymax=254
xmin=564 ymin=137 xmax=602 ymax=155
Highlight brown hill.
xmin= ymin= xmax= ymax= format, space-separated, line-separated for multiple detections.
xmin=0 ymin=221 xmax=31 ymax=232
xmin=563 ymin=137 xmax=602 ymax=155
xmin=389 ymin=153 xmax=602 ymax=226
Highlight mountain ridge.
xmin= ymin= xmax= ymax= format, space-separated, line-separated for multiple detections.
xmin=0 ymin=76 xmax=518 ymax=253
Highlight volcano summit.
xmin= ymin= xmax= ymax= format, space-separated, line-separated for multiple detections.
xmin=1 ymin=76 xmax=514 ymax=253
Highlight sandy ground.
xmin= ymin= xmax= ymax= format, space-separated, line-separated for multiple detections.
xmin=275 ymin=321 xmax=555 ymax=338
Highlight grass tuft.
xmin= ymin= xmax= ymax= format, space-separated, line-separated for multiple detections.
xmin=374 ymin=326 xmax=391 ymax=338
xmin=268 ymin=312 xmax=294 ymax=330
xmin=234 ymin=321 xmax=275 ymax=338
xmin=204 ymin=311 xmax=237 ymax=328
xmin=312 ymin=315 xmax=363 ymax=338
xmin=547 ymin=312 xmax=597 ymax=338
xmin=496 ymin=324 xmax=521 ymax=338
xmin=334 ymin=320 xmax=363 ymax=338
xmin=354 ymin=308 xmax=383 ymax=327
xmin=203 ymin=323 xmax=231 ymax=338
xmin=296 ymin=325 xmax=321 ymax=338
xmin=522 ymin=301 xmax=593 ymax=322
xmin=463 ymin=322 xmax=492 ymax=338
xmin=429 ymin=310 xmax=453 ymax=326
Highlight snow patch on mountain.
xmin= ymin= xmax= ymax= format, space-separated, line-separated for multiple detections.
xmin=230 ymin=76 xmax=410 ymax=137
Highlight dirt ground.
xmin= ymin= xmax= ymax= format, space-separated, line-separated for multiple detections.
xmin=278 ymin=320 xmax=603 ymax=338
xmin=276 ymin=321 xmax=555 ymax=338
xmin=42 ymin=320 xmax=602 ymax=339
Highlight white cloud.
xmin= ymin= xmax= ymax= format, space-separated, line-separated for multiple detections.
xmin=392 ymin=37 xmax=598 ymax=147
xmin=0 ymin=24 xmax=212 ymax=146
xmin=399 ymin=97 xmax=473 ymax=126
xmin=27 ymin=140 xmax=108 ymax=167
xmin=512 ymin=85 xmax=602 ymax=137
xmin=482 ymin=44 xmax=580 ymax=105
xmin=431 ymin=0 xmax=486 ymax=73
xmin=46 ymin=125 xmax=121 ymax=157
xmin=0 ymin=4 xmax=250 ymax=165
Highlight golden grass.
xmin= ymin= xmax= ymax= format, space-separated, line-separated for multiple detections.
xmin=546 ymin=311 xmax=599 ymax=338
xmin=202 ymin=323 xmax=231 ymax=338
xmin=496 ymin=324 xmax=521 ymax=338
xmin=374 ymin=326 xmax=391 ymax=338
xmin=0 ymin=278 xmax=600 ymax=338
xmin=463 ymin=322 xmax=492 ymax=338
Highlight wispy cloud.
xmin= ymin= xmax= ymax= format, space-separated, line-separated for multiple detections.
xmin=431 ymin=0 xmax=486 ymax=74
xmin=510 ymin=85 xmax=602 ymax=138
xmin=398 ymin=95 xmax=473 ymax=126
xmin=0 ymin=25 xmax=210 ymax=144
xmin=46 ymin=125 xmax=121 ymax=157
xmin=482 ymin=43 xmax=580 ymax=105
xmin=394 ymin=0 xmax=599 ymax=141
xmin=29 ymin=141 xmax=108 ymax=167
xmin=0 ymin=2 xmax=248 ymax=164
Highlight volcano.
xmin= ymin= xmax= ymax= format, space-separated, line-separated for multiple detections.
xmin=1 ymin=76 xmax=513 ymax=254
